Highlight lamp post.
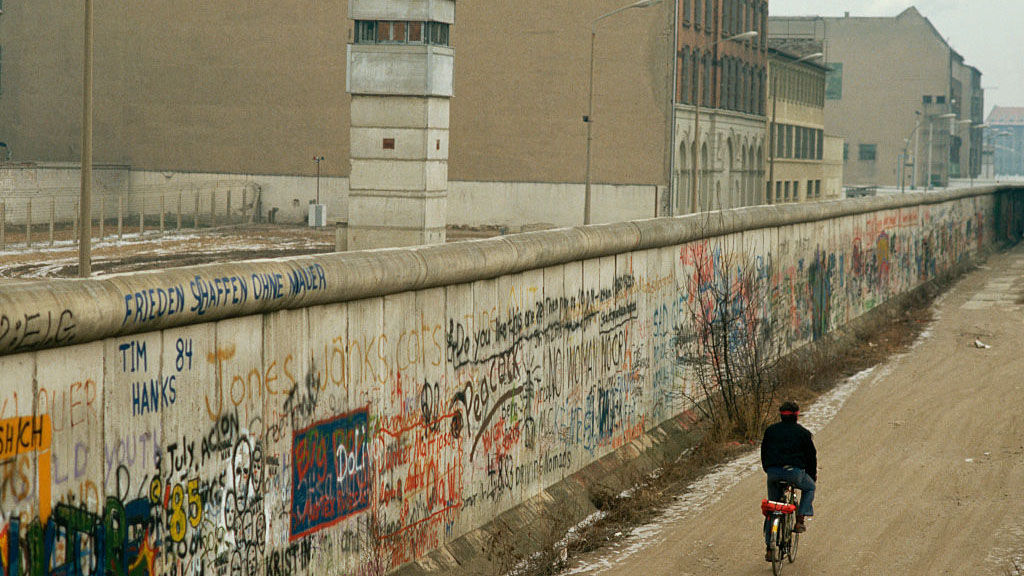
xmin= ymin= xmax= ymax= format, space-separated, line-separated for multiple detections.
xmin=313 ymin=155 xmax=325 ymax=204
xmin=691 ymin=30 xmax=757 ymax=214
xmin=767 ymin=51 xmax=822 ymax=205
xmin=926 ymin=112 xmax=956 ymax=190
xmin=954 ymin=119 xmax=972 ymax=186
xmin=968 ymin=123 xmax=988 ymax=187
xmin=583 ymin=0 xmax=662 ymax=225
xmin=901 ymin=111 xmax=923 ymax=193
xmin=79 ymin=0 xmax=93 ymax=277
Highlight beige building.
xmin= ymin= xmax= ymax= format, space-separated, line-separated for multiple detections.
xmin=765 ymin=42 xmax=842 ymax=203
xmin=769 ymin=7 xmax=983 ymax=189
xmin=0 ymin=1 xmax=775 ymax=228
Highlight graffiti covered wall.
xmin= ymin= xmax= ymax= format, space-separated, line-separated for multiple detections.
xmin=0 ymin=189 xmax=1017 ymax=576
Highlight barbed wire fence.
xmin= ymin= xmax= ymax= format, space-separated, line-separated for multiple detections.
xmin=0 ymin=180 xmax=261 ymax=250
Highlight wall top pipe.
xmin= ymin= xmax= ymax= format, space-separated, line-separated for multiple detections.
xmin=0 ymin=185 xmax=1018 ymax=356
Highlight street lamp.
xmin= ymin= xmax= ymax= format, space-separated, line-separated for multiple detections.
xmin=313 ymin=155 xmax=325 ymax=204
xmin=967 ymin=123 xmax=989 ymax=187
xmin=583 ymin=0 xmax=662 ymax=225
xmin=953 ymin=119 xmax=972 ymax=187
xmin=79 ymin=0 xmax=94 ymax=277
xmin=926 ymin=112 xmax=955 ymax=190
xmin=691 ymin=30 xmax=757 ymax=213
xmin=901 ymin=111 xmax=924 ymax=193
xmin=767 ymin=51 xmax=822 ymax=205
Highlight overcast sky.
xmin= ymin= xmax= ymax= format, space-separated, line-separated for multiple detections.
xmin=769 ymin=1 xmax=1024 ymax=114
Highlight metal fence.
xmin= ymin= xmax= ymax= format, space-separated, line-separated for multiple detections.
xmin=0 ymin=180 xmax=260 ymax=249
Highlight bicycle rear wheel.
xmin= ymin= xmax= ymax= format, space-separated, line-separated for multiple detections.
xmin=787 ymin=515 xmax=799 ymax=562
xmin=770 ymin=517 xmax=785 ymax=575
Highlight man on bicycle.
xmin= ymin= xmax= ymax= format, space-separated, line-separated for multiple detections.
xmin=761 ymin=401 xmax=817 ymax=558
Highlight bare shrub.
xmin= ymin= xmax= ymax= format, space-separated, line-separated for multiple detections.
xmin=674 ymin=238 xmax=786 ymax=441
xmin=356 ymin=512 xmax=394 ymax=576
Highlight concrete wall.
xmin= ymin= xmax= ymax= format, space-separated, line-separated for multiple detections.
xmin=1 ymin=187 xmax=1020 ymax=576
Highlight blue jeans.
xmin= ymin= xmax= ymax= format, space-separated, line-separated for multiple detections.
xmin=763 ymin=466 xmax=815 ymax=545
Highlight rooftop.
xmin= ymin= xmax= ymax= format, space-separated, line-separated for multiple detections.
xmin=987 ymin=107 xmax=1024 ymax=126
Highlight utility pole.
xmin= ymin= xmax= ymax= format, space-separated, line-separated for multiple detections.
xmin=79 ymin=0 xmax=93 ymax=277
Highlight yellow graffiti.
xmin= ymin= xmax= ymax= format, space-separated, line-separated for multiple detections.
xmin=0 ymin=415 xmax=52 ymax=522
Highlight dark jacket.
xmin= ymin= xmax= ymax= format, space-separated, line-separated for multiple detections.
xmin=761 ymin=419 xmax=817 ymax=480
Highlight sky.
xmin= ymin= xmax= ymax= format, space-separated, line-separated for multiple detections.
xmin=768 ymin=0 xmax=1024 ymax=114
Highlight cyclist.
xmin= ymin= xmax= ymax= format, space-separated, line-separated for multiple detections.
xmin=760 ymin=401 xmax=817 ymax=560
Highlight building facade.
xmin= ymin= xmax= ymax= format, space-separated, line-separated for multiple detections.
xmin=769 ymin=8 xmax=983 ymax=189
xmin=673 ymin=0 xmax=769 ymax=213
xmin=765 ymin=42 xmax=842 ymax=203
xmin=0 ymin=1 xmax=679 ymax=228
xmin=0 ymin=1 xmax=780 ymax=229
xmin=986 ymin=107 xmax=1024 ymax=177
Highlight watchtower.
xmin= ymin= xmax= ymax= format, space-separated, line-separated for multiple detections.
xmin=346 ymin=0 xmax=455 ymax=250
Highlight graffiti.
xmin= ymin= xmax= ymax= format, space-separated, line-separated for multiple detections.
xmin=121 ymin=285 xmax=188 ymax=327
xmin=290 ymin=408 xmax=372 ymax=540
xmin=0 ymin=416 xmax=52 ymax=523
xmin=0 ymin=310 xmax=76 ymax=354
xmin=284 ymin=264 xmax=327 ymax=298
xmin=1 ymin=498 xmax=156 ymax=576
xmin=204 ymin=346 xmax=296 ymax=422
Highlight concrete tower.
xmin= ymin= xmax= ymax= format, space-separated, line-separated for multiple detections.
xmin=346 ymin=1 xmax=454 ymax=250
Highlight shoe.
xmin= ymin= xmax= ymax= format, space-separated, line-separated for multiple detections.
xmin=765 ymin=550 xmax=773 ymax=562
xmin=793 ymin=515 xmax=806 ymax=533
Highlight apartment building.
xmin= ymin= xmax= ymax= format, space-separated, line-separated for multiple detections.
xmin=765 ymin=41 xmax=842 ymax=203
xmin=769 ymin=7 xmax=983 ymax=189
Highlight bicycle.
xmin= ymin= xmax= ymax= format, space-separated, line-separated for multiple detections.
xmin=761 ymin=482 xmax=800 ymax=575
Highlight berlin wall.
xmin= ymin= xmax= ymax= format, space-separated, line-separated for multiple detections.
xmin=1 ymin=187 xmax=1021 ymax=576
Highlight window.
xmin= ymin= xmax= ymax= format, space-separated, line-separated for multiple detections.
xmin=775 ymin=181 xmax=782 ymax=202
xmin=427 ymin=22 xmax=450 ymax=46
xmin=376 ymin=21 xmax=392 ymax=42
xmin=408 ymin=21 xmax=423 ymax=43
xmin=355 ymin=21 xmax=377 ymax=43
xmin=355 ymin=21 xmax=447 ymax=45
xmin=815 ymin=180 xmax=822 ymax=198
xmin=785 ymin=125 xmax=793 ymax=158
xmin=936 ymin=95 xmax=945 ymax=104
xmin=843 ymin=142 xmax=849 ymax=160
xmin=807 ymin=180 xmax=814 ymax=200
xmin=680 ymin=48 xmax=691 ymax=103
xmin=826 ymin=63 xmax=843 ymax=100
xmin=817 ymin=129 xmax=824 ymax=160
xmin=695 ymin=0 xmax=702 ymax=27
xmin=859 ymin=143 xmax=877 ymax=161
xmin=795 ymin=127 xmax=803 ymax=159
xmin=683 ymin=0 xmax=691 ymax=25
xmin=784 ymin=181 xmax=791 ymax=202
xmin=705 ymin=0 xmax=713 ymax=33
xmin=922 ymin=95 xmax=932 ymax=104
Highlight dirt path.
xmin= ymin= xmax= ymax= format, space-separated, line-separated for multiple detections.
xmin=564 ymin=245 xmax=1024 ymax=575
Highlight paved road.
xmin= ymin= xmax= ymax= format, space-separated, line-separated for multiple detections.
xmin=565 ymin=245 xmax=1024 ymax=575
